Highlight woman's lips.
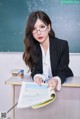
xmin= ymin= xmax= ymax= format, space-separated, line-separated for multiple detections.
xmin=38 ymin=37 xmax=43 ymax=40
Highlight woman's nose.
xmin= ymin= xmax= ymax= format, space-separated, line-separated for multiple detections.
xmin=37 ymin=30 xmax=41 ymax=35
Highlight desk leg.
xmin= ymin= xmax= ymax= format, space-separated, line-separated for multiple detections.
xmin=12 ymin=85 xmax=15 ymax=119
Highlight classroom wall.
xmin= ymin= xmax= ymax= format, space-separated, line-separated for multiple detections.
xmin=0 ymin=52 xmax=80 ymax=118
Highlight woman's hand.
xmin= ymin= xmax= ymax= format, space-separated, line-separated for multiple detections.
xmin=48 ymin=78 xmax=58 ymax=91
xmin=34 ymin=76 xmax=43 ymax=85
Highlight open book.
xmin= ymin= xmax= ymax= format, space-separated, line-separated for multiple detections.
xmin=17 ymin=81 xmax=56 ymax=109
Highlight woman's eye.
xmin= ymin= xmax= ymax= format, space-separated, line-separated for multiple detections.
xmin=41 ymin=25 xmax=45 ymax=28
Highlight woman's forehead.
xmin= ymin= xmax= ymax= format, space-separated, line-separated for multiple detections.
xmin=34 ymin=18 xmax=46 ymax=27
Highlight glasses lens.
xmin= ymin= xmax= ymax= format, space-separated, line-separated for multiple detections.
xmin=32 ymin=26 xmax=47 ymax=34
xmin=40 ymin=26 xmax=47 ymax=32
xmin=32 ymin=28 xmax=36 ymax=34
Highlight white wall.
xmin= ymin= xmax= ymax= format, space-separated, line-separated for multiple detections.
xmin=0 ymin=52 xmax=80 ymax=118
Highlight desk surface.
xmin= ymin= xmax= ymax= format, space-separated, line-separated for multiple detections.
xmin=5 ymin=76 xmax=80 ymax=87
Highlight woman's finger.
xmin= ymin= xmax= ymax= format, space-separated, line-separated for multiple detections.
xmin=48 ymin=79 xmax=57 ymax=90
xmin=34 ymin=77 xmax=43 ymax=85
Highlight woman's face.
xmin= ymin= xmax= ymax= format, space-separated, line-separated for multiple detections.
xmin=32 ymin=18 xmax=50 ymax=44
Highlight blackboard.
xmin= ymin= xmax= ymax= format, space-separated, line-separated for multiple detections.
xmin=0 ymin=0 xmax=80 ymax=52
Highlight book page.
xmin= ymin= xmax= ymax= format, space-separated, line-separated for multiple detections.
xmin=17 ymin=82 xmax=55 ymax=108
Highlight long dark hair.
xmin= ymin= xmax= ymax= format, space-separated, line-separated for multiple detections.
xmin=23 ymin=11 xmax=55 ymax=70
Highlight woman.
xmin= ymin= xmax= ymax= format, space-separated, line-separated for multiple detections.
xmin=23 ymin=11 xmax=73 ymax=91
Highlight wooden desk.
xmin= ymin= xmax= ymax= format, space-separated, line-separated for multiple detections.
xmin=5 ymin=76 xmax=80 ymax=119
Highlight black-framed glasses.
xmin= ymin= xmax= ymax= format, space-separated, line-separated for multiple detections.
xmin=32 ymin=25 xmax=47 ymax=34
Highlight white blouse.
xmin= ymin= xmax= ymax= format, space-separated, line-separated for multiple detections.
xmin=34 ymin=44 xmax=61 ymax=91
